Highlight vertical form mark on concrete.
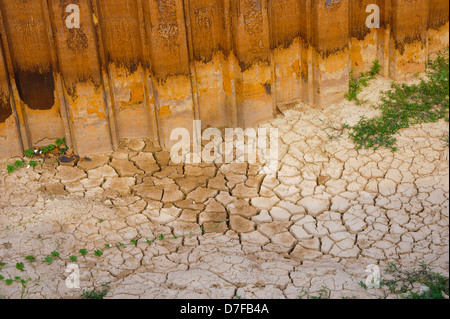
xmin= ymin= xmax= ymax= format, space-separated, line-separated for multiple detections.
xmin=185 ymin=0 xmax=237 ymax=130
xmin=48 ymin=0 xmax=113 ymax=155
xmin=310 ymin=0 xmax=350 ymax=106
xmin=427 ymin=0 xmax=449 ymax=56
xmin=40 ymin=0 xmax=75 ymax=151
xmin=136 ymin=0 xmax=161 ymax=144
xmin=144 ymin=0 xmax=195 ymax=148
xmin=267 ymin=0 xmax=304 ymax=106
xmin=0 ymin=5 xmax=29 ymax=151
xmin=96 ymin=0 xmax=158 ymax=143
xmin=389 ymin=0 xmax=430 ymax=80
xmin=222 ymin=0 xmax=239 ymax=128
xmin=349 ymin=0 xmax=383 ymax=75
xmin=90 ymin=0 xmax=119 ymax=150
xmin=0 ymin=29 xmax=22 ymax=158
xmin=182 ymin=0 xmax=200 ymax=124
xmin=232 ymin=0 xmax=273 ymax=129
xmin=0 ymin=0 xmax=65 ymax=149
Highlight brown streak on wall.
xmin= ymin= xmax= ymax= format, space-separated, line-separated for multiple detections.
xmin=0 ymin=0 xmax=448 ymax=159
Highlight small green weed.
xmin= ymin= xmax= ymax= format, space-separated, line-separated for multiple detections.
xmin=5 ymin=137 xmax=69 ymax=174
xmin=381 ymin=262 xmax=449 ymax=299
xmin=81 ymin=282 xmax=110 ymax=299
xmin=345 ymin=60 xmax=381 ymax=105
xmin=298 ymin=286 xmax=331 ymax=299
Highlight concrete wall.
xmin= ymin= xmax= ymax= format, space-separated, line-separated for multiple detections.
xmin=0 ymin=0 xmax=448 ymax=158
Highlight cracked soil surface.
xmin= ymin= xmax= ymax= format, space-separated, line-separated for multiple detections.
xmin=0 ymin=75 xmax=448 ymax=299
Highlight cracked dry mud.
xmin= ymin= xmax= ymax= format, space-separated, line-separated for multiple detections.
xmin=0 ymin=76 xmax=448 ymax=299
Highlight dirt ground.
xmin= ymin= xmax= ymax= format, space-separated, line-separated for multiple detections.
xmin=0 ymin=75 xmax=448 ymax=299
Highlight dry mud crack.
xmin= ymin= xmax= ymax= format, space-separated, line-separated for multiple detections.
xmin=0 ymin=76 xmax=448 ymax=299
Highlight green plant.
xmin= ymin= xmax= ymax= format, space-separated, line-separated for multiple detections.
xmin=94 ymin=250 xmax=103 ymax=257
xmin=29 ymin=161 xmax=38 ymax=167
xmin=81 ymin=282 xmax=110 ymax=300
xmin=298 ymin=286 xmax=331 ymax=299
xmin=24 ymin=149 xmax=35 ymax=158
xmin=380 ymin=262 xmax=449 ymax=299
xmin=311 ymin=286 xmax=331 ymax=299
xmin=358 ymin=281 xmax=368 ymax=290
xmin=345 ymin=60 xmax=381 ymax=105
xmin=79 ymin=249 xmax=88 ymax=256
xmin=0 ymin=220 xmax=229 ymax=296
xmin=442 ymin=133 xmax=449 ymax=147
xmin=25 ymin=256 xmax=35 ymax=262
xmin=319 ymin=119 xmax=351 ymax=141
xmin=4 ymin=137 xmax=70 ymax=174
xmin=348 ymin=50 xmax=449 ymax=151
xmin=16 ymin=277 xmax=41 ymax=299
